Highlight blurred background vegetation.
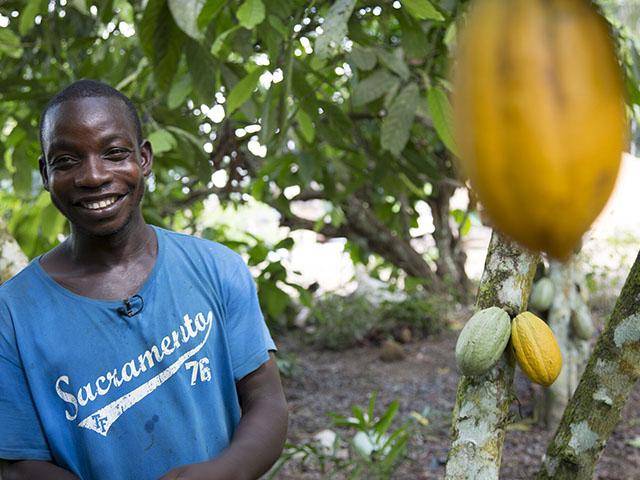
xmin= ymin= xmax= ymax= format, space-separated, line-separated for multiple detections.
xmin=3 ymin=1 xmax=640 ymax=477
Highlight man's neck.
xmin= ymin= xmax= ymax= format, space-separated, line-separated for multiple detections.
xmin=65 ymin=214 xmax=156 ymax=269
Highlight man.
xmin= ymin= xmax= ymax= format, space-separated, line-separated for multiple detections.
xmin=0 ymin=80 xmax=288 ymax=480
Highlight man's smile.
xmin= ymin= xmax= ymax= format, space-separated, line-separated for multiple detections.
xmin=74 ymin=193 xmax=127 ymax=215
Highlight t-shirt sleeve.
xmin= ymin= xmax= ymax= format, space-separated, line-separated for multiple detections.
xmin=223 ymin=256 xmax=277 ymax=382
xmin=0 ymin=302 xmax=51 ymax=461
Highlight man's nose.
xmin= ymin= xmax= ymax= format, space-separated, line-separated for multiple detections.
xmin=74 ymin=155 xmax=112 ymax=188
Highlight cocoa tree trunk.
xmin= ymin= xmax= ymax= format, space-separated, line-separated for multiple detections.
xmin=445 ymin=231 xmax=538 ymax=479
xmin=541 ymin=260 xmax=592 ymax=430
xmin=428 ymin=182 xmax=471 ymax=297
xmin=537 ymin=250 xmax=640 ymax=479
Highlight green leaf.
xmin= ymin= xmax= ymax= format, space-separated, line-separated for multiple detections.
xmin=352 ymin=70 xmax=398 ymax=107
xmin=237 ymin=0 xmax=265 ymax=29
xmin=70 ymin=0 xmax=89 ymax=15
xmin=99 ymin=0 xmax=115 ymax=23
xmin=296 ymin=109 xmax=315 ymax=143
xmin=185 ymin=40 xmax=217 ymax=102
xmin=367 ymin=392 xmax=377 ymax=421
xmin=377 ymin=49 xmax=410 ymax=80
xmin=139 ymin=0 xmax=186 ymax=91
xmin=397 ymin=11 xmax=429 ymax=61
xmin=426 ymin=87 xmax=458 ymax=155
xmin=197 ymin=0 xmax=225 ymax=29
xmin=348 ymin=44 xmax=377 ymax=71
xmin=374 ymin=400 xmax=399 ymax=438
xmin=115 ymin=0 xmax=134 ymax=23
xmin=402 ymin=0 xmax=444 ymax=21
xmin=383 ymin=80 xmax=401 ymax=110
xmin=351 ymin=405 xmax=366 ymax=425
xmin=268 ymin=14 xmax=288 ymax=35
xmin=168 ymin=74 xmax=192 ymax=109
xmin=451 ymin=209 xmax=471 ymax=236
xmin=19 ymin=0 xmax=44 ymax=36
xmin=148 ymin=129 xmax=177 ymax=153
xmin=168 ymin=0 xmax=206 ymax=40
xmin=211 ymin=26 xmax=240 ymax=56
xmin=226 ymin=68 xmax=264 ymax=115
xmin=259 ymin=82 xmax=280 ymax=144
xmin=0 ymin=29 xmax=23 ymax=59
xmin=259 ymin=281 xmax=289 ymax=318
xmin=381 ymin=82 xmax=420 ymax=156
xmin=315 ymin=0 xmax=356 ymax=59
xmin=11 ymin=144 xmax=33 ymax=195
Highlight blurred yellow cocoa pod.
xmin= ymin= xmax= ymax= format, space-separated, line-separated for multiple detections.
xmin=511 ymin=311 xmax=562 ymax=386
xmin=453 ymin=0 xmax=627 ymax=260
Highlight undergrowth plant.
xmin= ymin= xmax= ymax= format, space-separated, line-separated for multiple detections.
xmin=267 ymin=393 xmax=425 ymax=479
xmin=308 ymin=293 xmax=448 ymax=351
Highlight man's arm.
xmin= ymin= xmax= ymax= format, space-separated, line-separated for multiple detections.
xmin=0 ymin=460 xmax=80 ymax=480
xmin=159 ymin=354 xmax=288 ymax=480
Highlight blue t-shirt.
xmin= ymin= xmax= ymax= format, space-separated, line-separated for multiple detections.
xmin=0 ymin=226 xmax=276 ymax=479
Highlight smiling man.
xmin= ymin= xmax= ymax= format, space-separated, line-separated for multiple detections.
xmin=0 ymin=80 xmax=287 ymax=480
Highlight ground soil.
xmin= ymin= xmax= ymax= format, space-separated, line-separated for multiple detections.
xmin=273 ymin=320 xmax=640 ymax=479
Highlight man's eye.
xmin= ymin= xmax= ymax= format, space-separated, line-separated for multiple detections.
xmin=105 ymin=148 xmax=131 ymax=160
xmin=52 ymin=156 xmax=75 ymax=167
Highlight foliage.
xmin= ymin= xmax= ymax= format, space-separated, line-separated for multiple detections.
xmin=0 ymin=0 xmax=474 ymax=300
xmin=267 ymin=392 xmax=417 ymax=479
xmin=308 ymin=292 xmax=378 ymax=350
xmin=0 ymin=0 xmax=639 ymax=315
xmin=376 ymin=293 xmax=447 ymax=338
xmin=274 ymin=351 xmax=302 ymax=378
xmin=308 ymin=291 xmax=447 ymax=350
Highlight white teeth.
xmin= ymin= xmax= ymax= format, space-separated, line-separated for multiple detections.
xmin=82 ymin=196 xmax=118 ymax=210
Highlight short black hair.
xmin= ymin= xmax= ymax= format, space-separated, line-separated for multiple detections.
xmin=39 ymin=79 xmax=143 ymax=153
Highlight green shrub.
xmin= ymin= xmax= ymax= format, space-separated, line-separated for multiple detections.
xmin=376 ymin=294 xmax=447 ymax=339
xmin=308 ymin=293 xmax=378 ymax=351
xmin=308 ymin=292 xmax=448 ymax=351
xmin=267 ymin=393 xmax=415 ymax=480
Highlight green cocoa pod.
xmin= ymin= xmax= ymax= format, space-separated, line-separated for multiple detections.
xmin=571 ymin=304 xmax=594 ymax=340
xmin=529 ymin=277 xmax=554 ymax=312
xmin=455 ymin=306 xmax=511 ymax=376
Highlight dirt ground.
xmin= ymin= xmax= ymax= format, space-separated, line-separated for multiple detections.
xmin=274 ymin=325 xmax=640 ymax=479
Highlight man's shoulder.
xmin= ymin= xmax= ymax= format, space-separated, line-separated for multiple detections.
xmin=0 ymin=260 xmax=40 ymax=302
xmin=156 ymin=226 xmax=244 ymax=269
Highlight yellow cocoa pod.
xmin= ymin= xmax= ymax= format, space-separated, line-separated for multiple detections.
xmin=453 ymin=0 xmax=627 ymax=260
xmin=511 ymin=312 xmax=562 ymax=386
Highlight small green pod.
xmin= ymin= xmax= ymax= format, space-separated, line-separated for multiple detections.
xmin=571 ymin=304 xmax=595 ymax=340
xmin=529 ymin=277 xmax=555 ymax=312
xmin=455 ymin=306 xmax=512 ymax=376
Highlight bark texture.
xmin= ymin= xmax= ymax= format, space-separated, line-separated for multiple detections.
xmin=537 ymin=250 xmax=640 ymax=480
xmin=428 ymin=181 xmax=470 ymax=296
xmin=445 ymin=231 xmax=538 ymax=480
xmin=0 ymin=220 xmax=28 ymax=284
xmin=542 ymin=260 xmax=592 ymax=430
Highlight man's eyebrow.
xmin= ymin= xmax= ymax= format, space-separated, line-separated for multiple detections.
xmin=100 ymin=133 xmax=133 ymax=145
xmin=47 ymin=139 xmax=78 ymax=157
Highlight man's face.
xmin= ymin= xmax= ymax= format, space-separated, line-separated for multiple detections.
xmin=39 ymin=96 xmax=153 ymax=237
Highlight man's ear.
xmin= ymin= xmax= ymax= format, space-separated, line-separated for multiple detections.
xmin=139 ymin=140 xmax=154 ymax=177
xmin=39 ymin=156 xmax=50 ymax=191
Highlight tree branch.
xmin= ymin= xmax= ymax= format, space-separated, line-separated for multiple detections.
xmin=445 ymin=231 xmax=538 ymax=479
xmin=536 ymin=250 xmax=640 ymax=479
